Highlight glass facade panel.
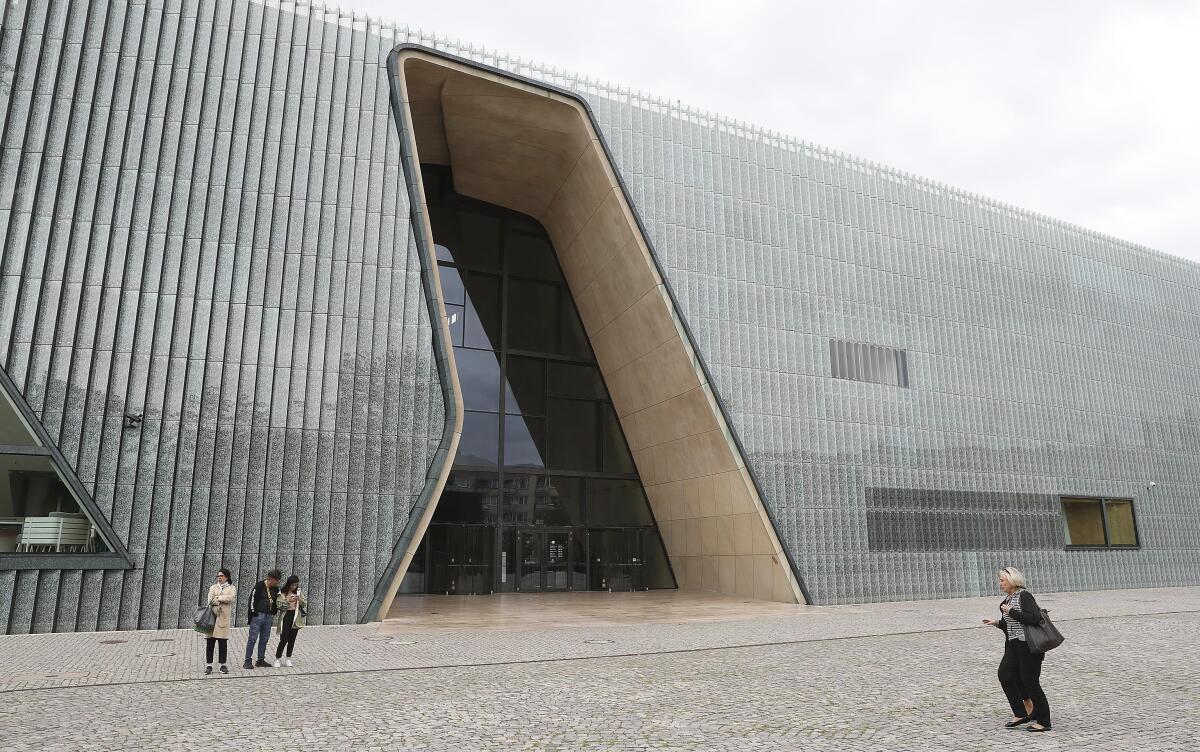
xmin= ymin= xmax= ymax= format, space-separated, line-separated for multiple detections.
xmin=407 ymin=165 xmax=673 ymax=595
xmin=507 ymin=232 xmax=558 ymax=281
xmin=463 ymin=274 xmax=501 ymax=350
xmin=457 ymin=412 xmax=500 ymax=468
xmin=507 ymin=279 xmax=559 ymax=354
xmin=503 ymin=415 xmax=546 ymax=470
xmin=548 ymin=362 xmax=605 ymax=400
xmin=587 ymin=479 xmax=653 ymax=527
xmin=1104 ymin=500 xmax=1138 ymax=546
xmin=455 ymin=348 xmax=501 ymax=411
xmin=548 ymin=399 xmax=599 ymax=472
xmin=599 ymin=404 xmax=635 ymax=475
xmin=1062 ymin=498 xmax=1107 ymax=546
xmin=503 ymin=356 xmax=545 ymax=416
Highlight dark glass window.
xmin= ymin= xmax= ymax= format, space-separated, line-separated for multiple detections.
xmin=408 ymin=164 xmax=674 ymax=595
xmin=507 ymin=279 xmax=559 ymax=354
xmin=433 ymin=470 xmax=499 ymax=524
xmin=439 ymin=265 xmax=465 ymax=306
xmin=503 ymin=415 xmax=546 ymax=470
xmin=507 ymin=232 xmax=559 ymax=282
xmin=455 ymin=348 xmax=501 ymax=412
xmin=457 ymin=411 xmax=499 ymax=467
xmin=548 ymin=398 xmax=599 ymax=472
xmin=599 ymin=404 xmax=635 ymax=474
xmin=464 ymin=274 xmax=501 ymax=350
xmin=548 ymin=362 xmax=605 ymax=399
xmin=504 ymin=355 xmax=545 ymax=416
xmin=588 ymin=479 xmax=653 ymax=527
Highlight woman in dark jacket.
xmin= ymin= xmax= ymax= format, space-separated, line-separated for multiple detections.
xmin=983 ymin=567 xmax=1051 ymax=732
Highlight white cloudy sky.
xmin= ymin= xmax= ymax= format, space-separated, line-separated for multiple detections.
xmin=349 ymin=0 xmax=1199 ymax=263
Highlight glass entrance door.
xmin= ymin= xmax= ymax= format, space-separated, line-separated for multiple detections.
xmin=514 ymin=528 xmax=576 ymax=592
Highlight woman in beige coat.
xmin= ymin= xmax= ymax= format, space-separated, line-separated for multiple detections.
xmin=204 ymin=568 xmax=237 ymax=675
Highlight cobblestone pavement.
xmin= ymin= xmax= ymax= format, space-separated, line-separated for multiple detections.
xmin=1 ymin=588 xmax=1198 ymax=750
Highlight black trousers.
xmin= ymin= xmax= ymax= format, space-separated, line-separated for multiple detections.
xmin=205 ymin=637 xmax=228 ymax=664
xmin=275 ymin=611 xmax=299 ymax=658
xmin=998 ymin=638 xmax=1051 ymax=725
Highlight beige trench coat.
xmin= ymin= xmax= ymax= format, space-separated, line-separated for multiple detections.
xmin=206 ymin=583 xmax=237 ymax=639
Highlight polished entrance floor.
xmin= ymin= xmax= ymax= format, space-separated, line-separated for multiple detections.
xmin=381 ymin=590 xmax=808 ymax=633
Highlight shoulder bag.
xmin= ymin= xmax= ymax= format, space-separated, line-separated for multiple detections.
xmin=1024 ymin=608 xmax=1065 ymax=654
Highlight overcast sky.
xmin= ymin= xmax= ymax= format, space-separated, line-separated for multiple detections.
xmin=349 ymin=0 xmax=1199 ymax=263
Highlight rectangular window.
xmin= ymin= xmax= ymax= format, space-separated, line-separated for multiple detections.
xmin=828 ymin=339 xmax=908 ymax=387
xmin=1061 ymin=497 xmax=1139 ymax=548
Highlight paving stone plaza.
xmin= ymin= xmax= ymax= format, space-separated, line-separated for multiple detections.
xmin=1 ymin=587 xmax=1197 ymax=750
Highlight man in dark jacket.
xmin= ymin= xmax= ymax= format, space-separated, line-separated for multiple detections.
xmin=243 ymin=568 xmax=281 ymax=669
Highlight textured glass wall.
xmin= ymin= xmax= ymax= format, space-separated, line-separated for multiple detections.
xmin=0 ymin=0 xmax=442 ymax=633
xmin=2 ymin=0 xmax=1199 ymax=634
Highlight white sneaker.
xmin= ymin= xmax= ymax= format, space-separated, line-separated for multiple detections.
xmin=284 ymin=659 xmax=292 ymax=667
xmin=272 ymin=659 xmax=281 ymax=668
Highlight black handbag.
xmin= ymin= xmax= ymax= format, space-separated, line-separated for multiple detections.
xmin=1025 ymin=608 xmax=1065 ymax=654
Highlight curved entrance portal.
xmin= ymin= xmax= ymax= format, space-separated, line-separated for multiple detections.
xmin=371 ymin=48 xmax=806 ymax=617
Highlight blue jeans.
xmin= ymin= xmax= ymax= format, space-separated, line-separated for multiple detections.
xmin=244 ymin=612 xmax=273 ymax=662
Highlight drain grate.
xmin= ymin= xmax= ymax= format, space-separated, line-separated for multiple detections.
xmin=99 ymin=639 xmax=127 ymax=645
xmin=584 ymin=639 xmax=614 ymax=645
xmin=137 ymin=652 xmax=176 ymax=658
xmin=149 ymin=638 xmax=174 ymax=643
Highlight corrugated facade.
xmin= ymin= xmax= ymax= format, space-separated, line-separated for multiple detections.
xmin=1 ymin=0 xmax=1198 ymax=632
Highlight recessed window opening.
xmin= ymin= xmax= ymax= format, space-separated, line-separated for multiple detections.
xmin=829 ymin=339 xmax=909 ymax=387
xmin=1061 ymin=496 xmax=1139 ymax=548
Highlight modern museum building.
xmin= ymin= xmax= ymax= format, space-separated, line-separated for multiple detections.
xmin=1 ymin=0 xmax=1198 ymax=634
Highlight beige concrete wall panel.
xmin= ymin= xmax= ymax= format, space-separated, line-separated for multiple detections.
xmin=589 ymin=291 xmax=676 ymax=376
xmin=540 ymin=149 xmax=616 ymax=248
xmin=582 ymin=240 xmax=662 ymax=331
xmin=562 ymin=191 xmax=637 ymax=292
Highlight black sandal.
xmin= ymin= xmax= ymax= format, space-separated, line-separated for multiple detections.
xmin=1005 ymin=717 xmax=1033 ymax=728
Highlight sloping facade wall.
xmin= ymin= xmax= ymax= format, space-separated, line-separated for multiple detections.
xmin=2 ymin=0 xmax=1199 ymax=631
xmin=0 ymin=0 xmax=442 ymax=632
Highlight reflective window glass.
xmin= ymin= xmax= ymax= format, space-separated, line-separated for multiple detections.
xmin=548 ymin=362 xmax=605 ymax=400
xmin=464 ymin=274 xmax=501 ymax=350
xmin=505 ymin=475 xmax=583 ymax=526
xmin=559 ymin=293 xmax=591 ymax=359
xmin=0 ymin=392 xmax=38 ymax=446
xmin=548 ymin=398 xmax=598 ymax=471
xmin=445 ymin=304 xmax=464 ymax=346
xmin=456 ymin=212 xmax=503 ymax=271
xmin=438 ymin=265 xmax=465 ymax=306
xmin=599 ymin=404 xmax=635 ymax=474
xmin=503 ymin=415 xmax=546 ymax=470
xmin=432 ymin=470 xmax=499 ymax=524
xmin=457 ymin=411 xmax=499 ymax=467
xmin=1062 ymin=498 xmax=1106 ymax=545
xmin=587 ymin=479 xmax=653 ymax=527
xmin=1104 ymin=500 xmax=1138 ymax=546
xmin=455 ymin=348 xmax=501 ymax=411
xmin=507 ymin=279 xmax=558 ymax=353
xmin=504 ymin=356 xmax=545 ymax=416
xmin=507 ymin=233 xmax=560 ymax=282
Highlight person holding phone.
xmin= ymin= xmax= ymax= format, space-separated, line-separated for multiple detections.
xmin=983 ymin=567 xmax=1052 ymax=732
xmin=273 ymin=574 xmax=307 ymax=667
xmin=203 ymin=568 xmax=236 ymax=675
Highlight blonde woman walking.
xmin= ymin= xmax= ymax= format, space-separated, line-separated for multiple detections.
xmin=983 ymin=567 xmax=1052 ymax=732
